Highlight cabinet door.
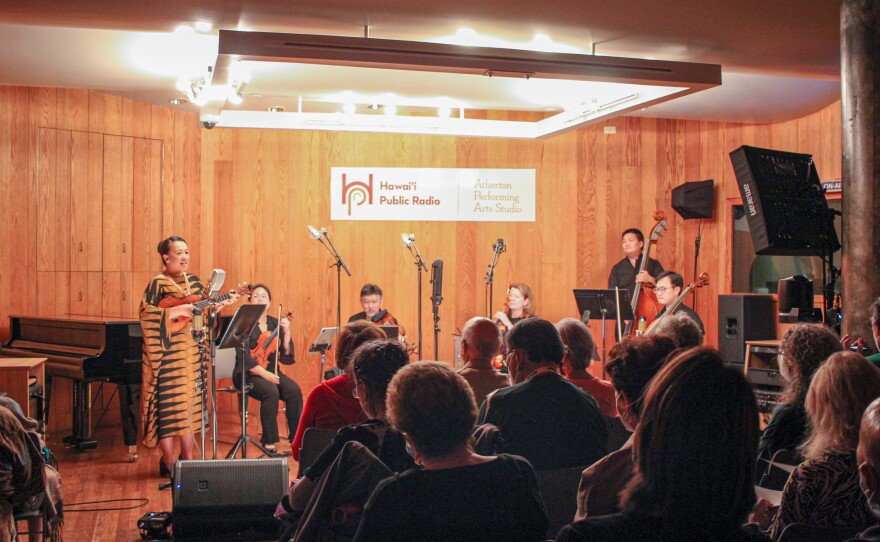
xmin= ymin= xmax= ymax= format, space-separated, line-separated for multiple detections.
xmin=36 ymin=272 xmax=70 ymax=318
xmin=102 ymin=135 xmax=134 ymax=272
xmin=69 ymin=271 xmax=102 ymax=318
xmin=132 ymin=138 xmax=163 ymax=272
xmin=70 ymin=132 xmax=103 ymax=271
xmin=102 ymin=272 xmax=135 ymax=319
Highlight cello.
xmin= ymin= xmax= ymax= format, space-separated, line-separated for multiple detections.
xmin=624 ymin=211 xmax=668 ymax=335
xmin=645 ymin=272 xmax=710 ymax=334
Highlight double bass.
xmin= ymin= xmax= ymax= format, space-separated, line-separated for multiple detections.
xmin=624 ymin=211 xmax=668 ymax=335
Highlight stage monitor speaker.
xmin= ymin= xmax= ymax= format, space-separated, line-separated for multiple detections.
xmin=172 ymin=457 xmax=288 ymax=542
xmin=718 ymin=294 xmax=776 ymax=365
xmin=672 ymin=180 xmax=714 ymax=219
xmin=729 ymin=145 xmax=840 ymax=255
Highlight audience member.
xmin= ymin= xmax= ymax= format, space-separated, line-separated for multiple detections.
xmin=353 ymin=362 xmax=549 ymax=542
xmin=287 ymin=340 xmax=412 ymax=511
xmin=843 ymin=297 xmax=880 ymax=367
xmin=0 ymin=405 xmax=46 ymax=542
xmin=477 ymin=318 xmax=607 ymax=470
xmin=556 ymin=318 xmax=617 ymax=417
xmin=456 ymin=317 xmax=509 ymax=405
xmin=756 ymin=324 xmax=842 ymax=481
xmin=575 ymin=335 xmax=675 ymax=520
xmin=291 ymin=321 xmax=386 ymax=460
xmin=760 ymin=352 xmax=880 ymax=538
xmin=848 ymin=396 xmax=880 ymax=541
xmin=557 ymin=348 xmax=767 ymax=542
xmin=648 ymin=311 xmax=703 ymax=349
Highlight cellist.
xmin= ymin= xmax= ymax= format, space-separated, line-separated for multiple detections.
xmin=608 ymin=228 xmax=665 ymax=299
xmin=233 ymin=283 xmax=302 ymax=456
xmin=652 ymin=271 xmax=705 ymax=334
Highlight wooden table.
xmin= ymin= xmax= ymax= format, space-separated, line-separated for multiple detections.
xmin=0 ymin=357 xmax=46 ymax=419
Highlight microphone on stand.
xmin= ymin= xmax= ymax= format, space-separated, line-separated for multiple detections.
xmin=307 ymin=225 xmax=323 ymax=240
xmin=207 ymin=269 xmax=226 ymax=297
xmin=493 ymin=238 xmax=506 ymax=252
xmin=402 ymin=233 xmax=414 ymax=248
xmin=431 ymin=259 xmax=444 ymax=306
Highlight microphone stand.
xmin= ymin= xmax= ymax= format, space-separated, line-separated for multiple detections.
xmin=315 ymin=229 xmax=351 ymax=331
xmin=405 ymin=238 xmax=428 ymax=359
xmin=432 ymin=298 xmax=441 ymax=361
xmin=485 ymin=241 xmax=505 ymax=317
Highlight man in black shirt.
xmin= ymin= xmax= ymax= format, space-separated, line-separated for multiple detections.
xmin=652 ymin=271 xmax=704 ymax=334
xmin=608 ymin=228 xmax=664 ymax=300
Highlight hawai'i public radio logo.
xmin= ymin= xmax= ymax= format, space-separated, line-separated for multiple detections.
xmin=341 ymin=173 xmax=374 ymax=216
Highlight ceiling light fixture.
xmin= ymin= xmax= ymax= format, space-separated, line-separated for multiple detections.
xmin=268 ymin=106 xmax=285 ymax=113
xmin=208 ymin=31 xmax=720 ymax=138
xmin=168 ymin=97 xmax=188 ymax=105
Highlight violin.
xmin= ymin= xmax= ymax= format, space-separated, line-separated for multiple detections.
xmin=625 ymin=211 xmax=668 ymax=336
xmin=645 ymin=272 xmax=710 ymax=334
xmin=251 ymin=310 xmax=294 ymax=371
xmin=371 ymin=310 xmax=417 ymax=355
xmin=158 ymin=284 xmax=248 ymax=333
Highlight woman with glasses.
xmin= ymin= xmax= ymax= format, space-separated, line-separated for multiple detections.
xmin=284 ymin=340 xmax=414 ymax=515
xmin=755 ymin=324 xmax=842 ymax=482
xmin=651 ymin=271 xmax=704 ymax=334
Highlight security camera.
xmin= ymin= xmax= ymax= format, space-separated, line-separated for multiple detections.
xmin=199 ymin=113 xmax=220 ymax=130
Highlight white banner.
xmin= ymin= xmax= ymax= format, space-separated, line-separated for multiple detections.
xmin=330 ymin=167 xmax=536 ymax=222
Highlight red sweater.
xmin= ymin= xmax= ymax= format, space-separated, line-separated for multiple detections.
xmin=291 ymin=374 xmax=367 ymax=460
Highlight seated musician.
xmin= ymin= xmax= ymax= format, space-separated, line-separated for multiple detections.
xmin=233 ymin=284 xmax=303 ymax=456
xmin=348 ymin=284 xmax=393 ymax=325
xmin=608 ymin=228 xmax=664 ymax=298
xmin=493 ymin=283 xmax=536 ymax=332
xmin=652 ymin=271 xmax=704 ymax=334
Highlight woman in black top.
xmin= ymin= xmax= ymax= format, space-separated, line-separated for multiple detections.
xmin=353 ymin=362 xmax=549 ymax=542
xmin=755 ymin=324 xmax=842 ymax=482
xmin=556 ymin=348 xmax=768 ymax=542
xmin=233 ymin=284 xmax=302 ymax=454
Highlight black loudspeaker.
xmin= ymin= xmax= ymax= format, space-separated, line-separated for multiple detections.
xmin=671 ymin=180 xmax=714 ymax=219
xmin=718 ymin=294 xmax=776 ymax=365
xmin=729 ymin=145 xmax=840 ymax=255
xmin=172 ymin=458 xmax=288 ymax=541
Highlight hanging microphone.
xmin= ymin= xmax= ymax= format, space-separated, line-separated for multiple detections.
xmin=401 ymin=233 xmax=413 ymax=248
xmin=431 ymin=259 xmax=444 ymax=306
xmin=307 ymin=225 xmax=323 ymax=240
xmin=192 ymin=307 xmax=204 ymax=332
xmin=207 ymin=269 xmax=226 ymax=297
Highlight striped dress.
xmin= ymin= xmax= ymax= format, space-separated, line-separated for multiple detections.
xmin=139 ymin=273 xmax=205 ymax=447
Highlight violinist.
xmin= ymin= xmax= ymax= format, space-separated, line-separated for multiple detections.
xmin=653 ymin=271 xmax=705 ymax=334
xmin=493 ymin=283 xmax=536 ymax=332
xmin=608 ymin=228 xmax=664 ymax=300
xmin=348 ymin=283 xmax=391 ymax=324
xmin=233 ymin=283 xmax=303 ymax=456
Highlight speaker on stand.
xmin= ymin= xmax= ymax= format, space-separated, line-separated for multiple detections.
xmin=718 ymin=294 xmax=776 ymax=366
xmin=672 ymin=179 xmax=715 ymax=307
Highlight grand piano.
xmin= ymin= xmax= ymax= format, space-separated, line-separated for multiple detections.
xmin=1 ymin=315 xmax=142 ymax=450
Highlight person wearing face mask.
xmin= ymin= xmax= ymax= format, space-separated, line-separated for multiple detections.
xmin=849 ymin=397 xmax=880 ymax=541
xmin=574 ymin=335 xmax=676 ymax=520
xmin=494 ymin=283 xmax=537 ymax=332
xmin=476 ymin=318 xmax=607 ymax=471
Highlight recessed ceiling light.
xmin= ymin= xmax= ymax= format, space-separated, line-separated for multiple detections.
xmin=168 ymin=98 xmax=187 ymax=105
xmin=268 ymin=106 xmax=285 ymax=113
xmin=194 ymin=21 xmax=213 ymax=33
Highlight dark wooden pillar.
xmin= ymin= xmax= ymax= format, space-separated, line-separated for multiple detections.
xmin=840 ymin=0 xmax=880 ymax=342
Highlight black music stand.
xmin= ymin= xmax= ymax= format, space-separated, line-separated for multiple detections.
xmin=217 ymin=303 xmax=269 ymax=459
xmin=309 ymin=327 xmax=339 ymax=383
xmin=573 ymin=289 xmax=633 ymax=378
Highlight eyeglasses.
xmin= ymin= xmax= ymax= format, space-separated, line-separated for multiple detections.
xmin=652 ymin=286 xmax=672 ymax=293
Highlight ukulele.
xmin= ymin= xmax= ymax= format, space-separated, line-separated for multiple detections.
xmin=158 ymin=284 xmax=249 ymax=333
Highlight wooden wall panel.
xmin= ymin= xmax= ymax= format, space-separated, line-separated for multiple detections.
xmin=0 ymin=85 xmax=845 ymax=423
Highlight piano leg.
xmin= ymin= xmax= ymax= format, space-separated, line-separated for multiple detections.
xmin=119 ymin=383 xmax=141 ymax=447
xmin=63 ymin=380 xmax=97 ymax=451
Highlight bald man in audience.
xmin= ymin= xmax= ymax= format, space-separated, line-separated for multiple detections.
xmin=851 ymin=397 xmax=880 ymax=541
xmin=457 ymin=317 xmax=509 ymax=405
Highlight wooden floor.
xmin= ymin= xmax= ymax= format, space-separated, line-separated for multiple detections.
xmin=44 ymin=413 xmax=299 ymax=542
